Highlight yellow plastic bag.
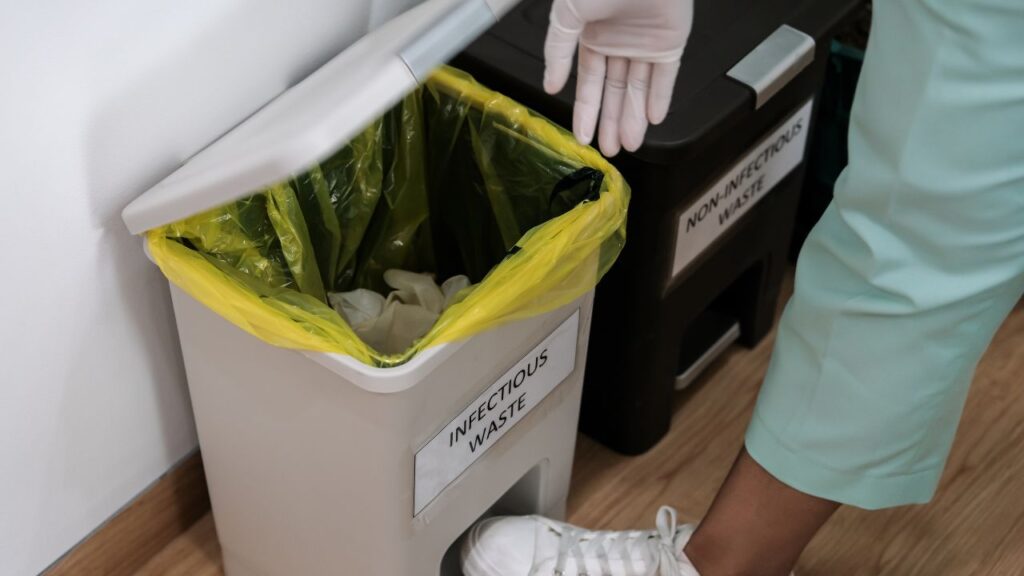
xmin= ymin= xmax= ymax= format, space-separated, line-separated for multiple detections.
xmin=147 ymin=67 xmax=630 ymax=367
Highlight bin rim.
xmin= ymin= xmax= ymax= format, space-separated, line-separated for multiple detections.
xmin=301 ymin=340 xmax=464 ymax=394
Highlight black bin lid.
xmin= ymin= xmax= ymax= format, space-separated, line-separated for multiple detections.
xmin=462 ymin=0 xmax=861 ymax=163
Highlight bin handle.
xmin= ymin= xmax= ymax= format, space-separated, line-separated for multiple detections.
xmin=726 ymin=25 xmax=815 ymax=109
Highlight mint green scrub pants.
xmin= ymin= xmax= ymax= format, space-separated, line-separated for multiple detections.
xmin=745 ymin=0 xmax=1024 ymax=509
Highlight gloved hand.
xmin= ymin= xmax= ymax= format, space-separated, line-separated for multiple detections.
xmin=544 ymin=0 xmax=693 ymax=156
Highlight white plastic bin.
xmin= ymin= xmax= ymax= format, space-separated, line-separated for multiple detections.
xmin=170 ymin=286 xmax=592 ymax=575
xmin=122 ymin=0 xmax=600 ymax=574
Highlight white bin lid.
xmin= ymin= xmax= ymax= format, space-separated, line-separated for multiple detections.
xmin=123 ymin=0 xmax=519 ymax=234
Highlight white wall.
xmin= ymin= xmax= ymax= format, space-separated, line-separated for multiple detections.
xmin=0 ymin=1 xmax=420 ymax=573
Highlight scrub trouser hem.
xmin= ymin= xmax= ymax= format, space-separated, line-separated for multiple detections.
xmin=745 ymin=411 xmax=941 ymax=510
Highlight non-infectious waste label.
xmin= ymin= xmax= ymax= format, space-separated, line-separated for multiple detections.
xmin=414 ymin=311 xmax=580 ymax=515
xmin=671 ymin=99 xmax=813 ymax=279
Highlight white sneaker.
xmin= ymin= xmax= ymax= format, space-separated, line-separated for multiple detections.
xmin=461 ymin=506 xmax=701 ymax=576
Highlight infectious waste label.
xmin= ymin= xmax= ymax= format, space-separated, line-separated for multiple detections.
xmin=413 ymin=311 xmax=580 ymax=515
xmin=671 ymin=99 xmax=813 ymax=279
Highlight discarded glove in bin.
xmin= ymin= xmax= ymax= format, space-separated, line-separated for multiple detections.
xmin=329 ymin=270 xmax=470 ymax=354
xmin=146 ymin=67 xmax=629 ymax=366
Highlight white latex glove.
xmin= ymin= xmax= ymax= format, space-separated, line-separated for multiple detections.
xmin=328 ymin=289 xmax=385 ymax=327
xmin=383 ymin=269 xmax=446 ymax=314
xmin=440 ymin=275 xmax=471 ymax=308
xmin=329 ymin=271 xmax=471 ymax=354
xmin=544 ymin=0 xmax=692 ymax=156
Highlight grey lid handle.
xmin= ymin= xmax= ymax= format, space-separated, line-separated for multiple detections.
xmin=400 ymin=0 xmax=498 ymax=82
xmin=727 ymin=25 xmax=815 ymax=109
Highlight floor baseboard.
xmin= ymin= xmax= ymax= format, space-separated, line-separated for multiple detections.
xmin=43 ymin=451 xmax=211 ymax=576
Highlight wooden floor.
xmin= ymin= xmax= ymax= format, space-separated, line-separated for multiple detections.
xmin=137 ymin=286 xmax=1024 ymax=576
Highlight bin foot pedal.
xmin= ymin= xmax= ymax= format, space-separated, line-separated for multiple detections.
xmin=675 ymin=312 xmax=741 ymax=391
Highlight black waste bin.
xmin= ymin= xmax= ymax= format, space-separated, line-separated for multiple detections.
xmin=456 ymin=0 xmax=863 ymax=454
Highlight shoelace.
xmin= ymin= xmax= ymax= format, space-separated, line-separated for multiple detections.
xmin=549 ymin=506 xmax=687 ymax=576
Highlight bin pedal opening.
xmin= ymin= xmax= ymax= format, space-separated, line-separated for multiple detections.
xmin=440 ymin=464 xmax=549 ymax=576
xmin=675 ymin=309 xmax=741 ymax=391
